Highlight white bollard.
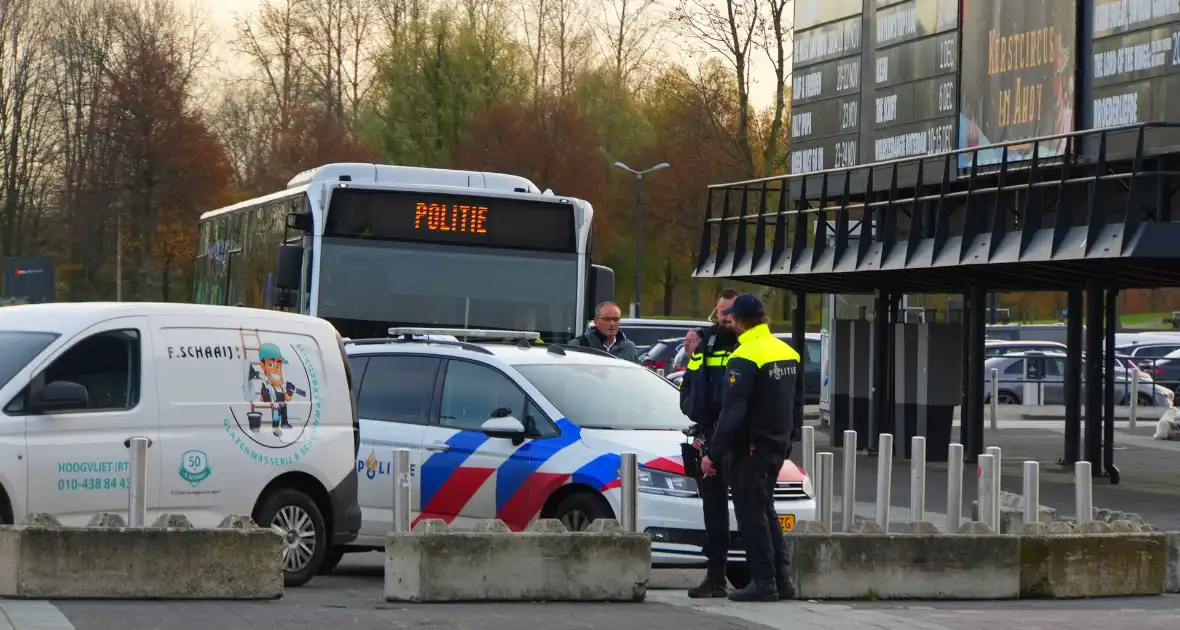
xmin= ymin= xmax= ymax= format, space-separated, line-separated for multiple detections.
xmin=815 ymin=452 xmax=835 ymax=529
xmin=392 ymin=448 xmax=412 ymax=534
xmin=990 ymin=368 xmax=999 ymax=430
xmin=910 ymin=436 xmax=926 ymax=523
xmin=946 ymin=443 xmax=964 ymax=532
xmin=801 ymin=426 xmax=815 ymax=477
xmin=1075 ymin=460 xmax=1093 ymax=524
xmin=126 ymin=436 xmax=151 ymax=528
xmin=985 ymin=445 xmax=1002 ymax=526
xmin=841 ymin=430 xmax=857 ymax=533
xmin=876 ymin=433 xmax=893 ymax=530
xmin=977 ymin=454 xmax=996 ymax=531
xmin=620 ymin=452 xmax=639 ymax=532
xmin=1129 ymin=370 xmax=1140 ymax=430
xmin=1022 ymin=461 xmax=1040 ymax=524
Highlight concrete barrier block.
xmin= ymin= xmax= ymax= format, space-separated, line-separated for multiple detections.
xmin=0 ymin=524 xmax=283 ymax=599
xmin=217 ymin=515 xmax=257 ymax=529
xmin=87 ymin=513 xmax=125 ymax=528
xmin=525 ymin=519 xmax=568 ymax=533
xmin=1165 ymin=532 xmax=1180 ymax=593
xmin=786 ymin=534 xmax=1020 ymax=600
xmin=1019 ymin=534 xmax=1167 ymax=599
xmin=385 ymin=527 xmax=651 ymax=602
xmin=1110 ymin=520 xmax=1143 ymax=533
xmin=849 ymin=520 xmax=885 ymax=534
xmin=586 ymin=519 xmax=624 ymax=534
xmin=1017 ymin=522 xmax=1051 ymax=536
xmin=412 ymin=519 xmax=451 ymax=534
xmin=472 ymin=520 xmax=511 ymax=533
xmin=958 ymin=522 xmax=993 ymax=535
xmin=903 ymin=522 xmax=940 ymax=535
xmin=151 ymin=514 xmax=193 ymax=529
xmin=1049 ymin=521 xmax=1078 ymax=534
xmin=795 ymin=521 xmax=830 ymax=534
xmin=1080 ymin=521 xmax=1112 ymax=534
xmin=23 ymin=514 xmax=61 ymax=527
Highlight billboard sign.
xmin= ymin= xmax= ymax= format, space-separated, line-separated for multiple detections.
xmin=3 ymin=256 xmax=56 ymax=303
xmin=958 ymin=0 xmax=1077 ymax=167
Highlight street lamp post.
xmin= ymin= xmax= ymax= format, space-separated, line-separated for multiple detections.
xmin=613 ymin=161 xmax=670 ymax=318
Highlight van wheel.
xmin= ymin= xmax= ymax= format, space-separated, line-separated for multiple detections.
xmin=554 ymin=492 xmax=612 ymax=531
xmin=257 ymin=488 xmax=326 ymax=587
xmin=726 ymin=563 xmax=750 ymax=589
xmin=318 ymin=546 xmax=345 ymax=575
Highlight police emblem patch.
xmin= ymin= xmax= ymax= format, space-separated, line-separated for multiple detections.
xmin=727 ymin=369 xmax=740 ymax=385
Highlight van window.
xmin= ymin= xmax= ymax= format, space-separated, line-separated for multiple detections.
xmin=439 ymin=360 xmax=526 ymax=432
xmin=357 ymin=355 xmax=439 ymax=425
xmin=8 ymin=329 xmax=141 ymax=413
xmin=0 ymin=331 xmax=59 ymax=390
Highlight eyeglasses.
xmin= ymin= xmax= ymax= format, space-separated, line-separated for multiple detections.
xmin=597 ymin=316 xmax=621 ymax=323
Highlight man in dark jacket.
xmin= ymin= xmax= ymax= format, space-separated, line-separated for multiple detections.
xmin=678 ymin=288 xmax=739 ymax=598
xmin=701 ymin=293 xmax=799 ymax=602
xmin=567 ymin=301 xmax=640 ymax=362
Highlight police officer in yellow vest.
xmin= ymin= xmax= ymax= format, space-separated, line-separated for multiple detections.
xmin=700 ymin=293 xmax=799 ymax=602
xmin=678 ymin=288 xmax=739 ymax=598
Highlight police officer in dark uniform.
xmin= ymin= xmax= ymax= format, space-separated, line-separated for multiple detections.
xmin=678 ymin=288 xmax=739 ymax=598
xmin=701 ymin=293 xmax=799 ymax=602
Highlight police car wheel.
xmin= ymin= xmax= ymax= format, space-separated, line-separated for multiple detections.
xmin=318 ymin=546 xmax=345 ymax=575
xmin=726 ymin=563 xmax=750 ymax=589
xmin=258 ymin=488 xmax=327 ymax=587
xmin=554 ymin=492 xmax=612 ymax=532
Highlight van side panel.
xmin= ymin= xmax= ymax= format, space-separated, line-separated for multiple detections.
xmin=150 ymin=315 xmax=356 ymax=533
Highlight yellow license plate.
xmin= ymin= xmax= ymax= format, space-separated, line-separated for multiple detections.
xmin=777 ymin=514 xmax=795 ymax=532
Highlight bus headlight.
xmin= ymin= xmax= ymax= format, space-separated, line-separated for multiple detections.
xmin=638 ymin=467 xmax=699 ymax=498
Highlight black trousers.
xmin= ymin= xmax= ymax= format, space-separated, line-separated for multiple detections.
xmin=729 ymin=451 xmax=790 ymax=584
xmin=697 ymin=466 xmax=730 ymax=572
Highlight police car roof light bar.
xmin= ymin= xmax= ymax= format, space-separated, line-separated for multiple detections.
xmin=387 ymin=327 xmax=540 ymax=342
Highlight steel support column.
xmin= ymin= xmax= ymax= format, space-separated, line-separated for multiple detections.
xmin=792 ymin=291 xmax=807 ymax=444
xmin=871 ymin=289 xmax=890 ymax=451
xmin=1103 ymin=289 xmax=1120 ymax=484
xmin=966 ymin=286 xmax=986 ymax=460
xmin=1084 ymin=283 xmax=1104 ymax=467
xmin=1063 ymin=288 xmax=1083 ymax=465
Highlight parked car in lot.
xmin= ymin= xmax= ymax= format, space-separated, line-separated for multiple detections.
xmin=983 ymin=351 xmax=1173 ymax=407
xmin=670 ymin=332 xmax=822 ymax=404
xmin=337 ymin=327 xmax=815 ymax=588
xmin=613 ymin=318 xmax=710 ymax=352
xmin=639 ymin=337 xmax=685 ymax=375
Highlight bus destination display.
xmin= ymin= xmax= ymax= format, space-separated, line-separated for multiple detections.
xmin=868 ymin=0 xmax=959 ymax=163
xmin=324 ymin=188 xmax=576 ymax=251
xmin=1089 ymin=0 xmax=1180 ymax=155
xmin=790 ymin=0 xmax=864 ymax=174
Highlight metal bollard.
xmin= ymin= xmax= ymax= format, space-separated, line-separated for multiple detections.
xmin=620 ymin=452 xmax=639 ymax=532
xmin=841 ymin=430 xmax=857 ymax=532
xmin=989 ymin=368 xmax=999 ymax=430
xmin=1129 ymin=370 xmax=1140 ymax=430
xmin=985 ymin=446 xmax=1002 ymax=531
xmin=946 ymin=443 xmax=963 ymax=533
xmin=1022 ymin=461 xmax=1040 ymax=524
xmin=392 ymin=448 xmax=412 ymax=533
xmin=977 ymin=454 xmax=996 ymax=531
xmin=801 ymin=426 xmax=815 ymax=477
xmin=875 ymin=433 xmax=893 ymax=530
xmin=125 ymin=436 xmax=151 ymax=528
xmin=815 ymin=452 xmax=834 ymax=529
xmin=910 ymin=436 xmax=926 ymax=523
xmin=1074 ymin=460 xmax=1093 ymax=524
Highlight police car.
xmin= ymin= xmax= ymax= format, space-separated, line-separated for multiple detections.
xmin=322 ymin=328 xmax=816 ymax=585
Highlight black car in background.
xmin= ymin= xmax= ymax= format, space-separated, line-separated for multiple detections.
xmin=640 ymin=337 xmax=684 ymax=375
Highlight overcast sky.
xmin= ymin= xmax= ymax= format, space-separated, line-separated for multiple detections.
xmin=197 ymin=0 xmax=784 ymax=108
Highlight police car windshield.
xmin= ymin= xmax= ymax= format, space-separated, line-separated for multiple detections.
xmin=516 ymin=364 xmax=691 ymax=431
xmin=0 ymin=331 xmax=59 ymax=389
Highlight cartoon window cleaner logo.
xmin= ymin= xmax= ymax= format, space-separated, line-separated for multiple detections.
xmin=229 ymin=329 xmax=314 ymax=450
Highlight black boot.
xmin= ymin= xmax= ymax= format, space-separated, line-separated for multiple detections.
xmin=687 ymin=567 xmax=728 ymax=599
xmin=727 ymin=581 xmax=779 ymax=602
xmin=775 ymin=569 xmax=796 ymax=600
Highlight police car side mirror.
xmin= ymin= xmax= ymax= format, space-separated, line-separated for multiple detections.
xmin=31 ymin=380 xmax=89 ymax=413
xmin=481 ymin=415 xmax=526 ymax=444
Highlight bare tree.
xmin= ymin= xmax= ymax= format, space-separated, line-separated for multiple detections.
xmin=547 ymin=0 xmax=594 ymax=99
xmin=515 ymin=0 xmax=552 ymax=102
xmin=234 ymin=0 xmax=308 ymax=135
xmin=671 ymin=0 xmax=762 ymax=174
xmin=595 ymin=0 xmax=664 ymax=87
xmin=297 ymin=0 xmax=378 ymax=123
xmin=759 ymin=0 xmax=790 ymax=176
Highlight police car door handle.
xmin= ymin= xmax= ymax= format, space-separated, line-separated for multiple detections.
xmin=426 ymin=441 xmax=450 ymax=452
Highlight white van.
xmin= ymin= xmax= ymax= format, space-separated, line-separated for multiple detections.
xmin=0 ymin=303 xmax=361 ymax=586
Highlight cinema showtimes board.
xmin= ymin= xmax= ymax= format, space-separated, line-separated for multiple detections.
xmin=790 ymin=0 xmax=864 ymax=173
xmin=1089 ymin=0 xmax=1180 ymax=155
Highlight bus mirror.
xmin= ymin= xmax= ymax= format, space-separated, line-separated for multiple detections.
xmin=285 ymin=212 xmax=312 ymax=232
xmin=276 ymin=244 xmax=304 ymax=290
xmin=592 ymin=265 xmax=614 ymax=304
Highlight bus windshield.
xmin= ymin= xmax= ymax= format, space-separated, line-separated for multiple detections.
xmin=317 ymin=239 xmax=579 ymax=341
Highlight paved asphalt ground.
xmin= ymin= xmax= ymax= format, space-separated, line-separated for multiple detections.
xmin=14 ymin=414 xmax=1180 ymax=629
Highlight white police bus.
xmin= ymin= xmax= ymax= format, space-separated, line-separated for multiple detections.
xmin=193 ymin=163 xmax=614 ymax=341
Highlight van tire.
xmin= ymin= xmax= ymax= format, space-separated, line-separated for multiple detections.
xmin=554 ymin=492 xmax=612 ymax=532
xmin=257 ymin=488 xmax=327 ymax=587
xmin=318 ymin=546 xmax=345 ymax=575
xmin=0 ymin=487 xmax=12 ymax=525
